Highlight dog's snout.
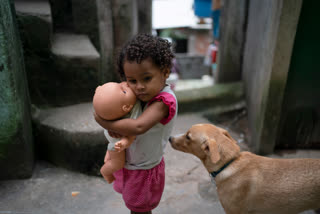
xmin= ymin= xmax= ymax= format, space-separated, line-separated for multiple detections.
xmin=169 ymin=136 xmax=172 ymax=143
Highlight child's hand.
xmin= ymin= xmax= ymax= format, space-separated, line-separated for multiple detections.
xmin=108 ymin=131 xmax=122 ymax=138
xmin=114 ymin=141 xmax=125 ymax=152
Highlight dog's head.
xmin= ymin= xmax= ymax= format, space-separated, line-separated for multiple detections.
xmin=169 ymin=124 xmax=240 ymax=170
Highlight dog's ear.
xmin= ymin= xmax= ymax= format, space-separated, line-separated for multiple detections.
xmin=218 ymin=127 xmax=237 ymax=144
xmin=202 ymin=139 xmax=220 ymax=164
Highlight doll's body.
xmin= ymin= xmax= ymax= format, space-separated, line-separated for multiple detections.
xmin=93 ymin=82 xmax=141 ymax=183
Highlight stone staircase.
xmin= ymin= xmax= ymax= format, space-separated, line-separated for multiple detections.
xmin=14 ymin=0 xmax=106 ymax=175
xmin=14 ymin=0 xmax=245 ymax=176
xmin=15 ymin=0 xmax=101 ymax=106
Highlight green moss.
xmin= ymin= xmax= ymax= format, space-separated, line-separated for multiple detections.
xmin=0 ymin=0 xmax=34 ymax=179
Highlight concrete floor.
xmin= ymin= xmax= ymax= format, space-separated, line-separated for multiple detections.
xmin=1 ymin=112 xmax=319 ymax=214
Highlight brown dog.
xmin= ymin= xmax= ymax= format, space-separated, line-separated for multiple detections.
xmin=169 ymin=123 xmax=320 ymax=214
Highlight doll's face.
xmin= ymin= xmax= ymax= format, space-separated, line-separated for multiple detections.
xmin=93 ymin=82 xmax=136 ymax=120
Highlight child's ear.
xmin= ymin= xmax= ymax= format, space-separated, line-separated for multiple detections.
xmin=122 ymin=104 xmax=133 ymax=113
xmin=164 ymin=68 xmax=170 ymax=79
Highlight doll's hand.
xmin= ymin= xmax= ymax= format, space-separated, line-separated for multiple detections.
xmin=114 ymin=141 xmax=125 ymax=152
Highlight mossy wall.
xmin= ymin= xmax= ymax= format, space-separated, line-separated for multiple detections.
xmin=0 ymin=0 xmax=34 ymax=179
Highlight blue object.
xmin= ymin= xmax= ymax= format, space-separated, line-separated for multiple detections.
xmin=212 ymin=9 xmax=220 ymax=39
xmin=194 ymin=0 xmax=212 ymax=18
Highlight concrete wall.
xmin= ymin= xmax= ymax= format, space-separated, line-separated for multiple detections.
xmin=242 ymin=0 xmax=302 ymax=154
xmin=0 ymin=0 xmax=34 ymax=179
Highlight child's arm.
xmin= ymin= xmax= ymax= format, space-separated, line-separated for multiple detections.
xmin=94 ymin=101 xmax=169 ymax=136
xmin=114 ymin=135 xmax=136 ymax=152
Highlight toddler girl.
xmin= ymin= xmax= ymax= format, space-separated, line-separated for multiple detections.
xmin=94 ymin=33 xmax=177 ymax=214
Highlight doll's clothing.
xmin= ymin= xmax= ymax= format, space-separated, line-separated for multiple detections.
xmin=104 ymin=100 xmax=142 ymax=151
xmin=125 ymin=84 xmax=177 ymax=170
xmin=113 ymin=158 xmax=165 ymax=212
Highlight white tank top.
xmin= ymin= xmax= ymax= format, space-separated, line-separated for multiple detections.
xmin=125 ymin=85 xmax=178 ymax=170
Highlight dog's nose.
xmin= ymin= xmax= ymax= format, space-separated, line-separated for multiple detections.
xmin=169 ymin=136 xmax=172 ymax=143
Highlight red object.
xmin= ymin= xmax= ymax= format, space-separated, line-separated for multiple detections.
xmin=212 ymin=49 xmax=217 ymax=63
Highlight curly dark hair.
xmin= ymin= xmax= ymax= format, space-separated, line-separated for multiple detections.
xmin=117 ymin=34 xmax=175 ymax=80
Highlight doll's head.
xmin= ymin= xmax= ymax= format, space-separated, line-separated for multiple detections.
xmin=93 ymin=82 xmax=136 ymax=120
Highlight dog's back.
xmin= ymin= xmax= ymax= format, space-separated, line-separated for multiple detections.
xmin=218 ymin=152 xmax=320 ymax=214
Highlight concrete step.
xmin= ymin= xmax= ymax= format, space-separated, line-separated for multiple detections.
xmin=14 ymin=0 xmax=52 ymax=52
xmin=47 ymin=33 xmax=100 ymax=106
xmin=14 ymin=0 xmax=52 ymax=21
xmin=32 ymin=82 xmax=245 ymax=174
xmin=176 ymin=81 xmax=245 ymax=114
xmin=51 ymin=33 xmax=100 ymax=62
xmin=33 ymin=102 xmax=107 ymax=175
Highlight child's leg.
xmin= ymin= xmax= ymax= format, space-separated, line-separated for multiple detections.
xmin=100 ymin=150 xmax=125 ymax=183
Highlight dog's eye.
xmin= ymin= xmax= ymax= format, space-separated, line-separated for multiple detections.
xmin=186 ymin=134 xmax=191 ymax=140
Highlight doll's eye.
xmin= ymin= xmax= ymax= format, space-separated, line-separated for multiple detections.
xmin=123 ymin=90 xmax=126 ymax=94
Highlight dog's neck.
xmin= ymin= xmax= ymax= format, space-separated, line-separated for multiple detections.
xmin=210 ymin=158 xmax=235 ymax=178
xmin=204 ymin=150 xmax=240 ymax=173
xmin=203 ymin=149 xmax=241 ymax=181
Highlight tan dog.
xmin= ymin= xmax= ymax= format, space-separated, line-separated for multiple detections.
xmin=169 ymin=123 xmax=320 ymax=214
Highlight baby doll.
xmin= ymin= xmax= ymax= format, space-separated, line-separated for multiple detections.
xmin=93 ymin=82 xmax=141 ymax=183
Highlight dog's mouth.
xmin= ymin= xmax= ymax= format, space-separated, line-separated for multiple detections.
xmin=169 ymin=136 xmax=186 ymax=152
xmin=169 ymin=136 xmax=178 ymax=149
xmin=169 ymin=136 xmax=176 ymax=145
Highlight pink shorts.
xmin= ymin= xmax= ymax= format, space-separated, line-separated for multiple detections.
xmin=113 ymin=158 xmax=165 ymax=212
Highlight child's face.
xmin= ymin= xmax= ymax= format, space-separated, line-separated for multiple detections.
xmin=124 ymin=59 xmax=170 ymax=102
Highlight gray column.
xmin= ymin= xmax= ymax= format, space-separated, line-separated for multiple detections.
xmin=216 ymin=0 xmax=248 ymax=83
xmin=112 ymin=0 xmax=138 ymax=50
xmin=137 ymin=0 xmax=152 ymax=34
xmin=97 ymin=0 xmax=117 ymax=83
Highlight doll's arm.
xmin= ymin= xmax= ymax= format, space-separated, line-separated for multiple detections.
xmin=94 ymin=101 xmax=169 ymax=136
xmin=114 ymin=135 xmax=136 ymax=152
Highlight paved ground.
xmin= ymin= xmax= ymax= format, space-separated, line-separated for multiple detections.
xmin=1 ymin=112 xmax=319 ymax=214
